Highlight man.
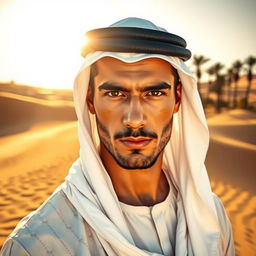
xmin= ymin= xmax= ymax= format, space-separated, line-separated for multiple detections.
xmin=1 ymin=17 xmax=234 ymax=256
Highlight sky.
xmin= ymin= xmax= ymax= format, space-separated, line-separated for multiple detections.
xmin=0 ymin=0 xmax=255 ymax=89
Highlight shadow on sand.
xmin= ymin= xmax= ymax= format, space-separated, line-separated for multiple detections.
xmin=0 ymin=94 xmax=77 ymax=137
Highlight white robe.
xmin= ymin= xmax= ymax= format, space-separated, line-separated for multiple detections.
xmin=1 ymin=182 xmax=234 ymax=256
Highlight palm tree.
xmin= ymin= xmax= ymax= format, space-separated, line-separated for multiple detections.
xmin=209 ymin=62 xmax=225 ymax=112
xmin=232 ymin=60 xmax=243 ymax=108
xmin=226 ymin=68 xmax=233 ymax=108
xmin=205 ymin=66 xmax=215 ymax=105
xmin=244 ymin=56 xmax=256 ymax=109
xmin=192 ymin=55 xmax=210 ymax=102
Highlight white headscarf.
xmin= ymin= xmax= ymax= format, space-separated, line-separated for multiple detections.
xmin=62 ymin=17 xmax=222 ymax=256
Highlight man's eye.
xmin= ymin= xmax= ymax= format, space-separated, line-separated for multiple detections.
xmin=146 ymin=91 xmax=166 ymax=97
xmin=105 ymin=91 xmax=124 ymax=97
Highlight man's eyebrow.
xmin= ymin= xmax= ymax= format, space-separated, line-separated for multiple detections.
xmin=98 ymin=82 xmax=130 ymax=92
xmin=140 ymin=82 xmax=171 ymax=92
xmin=98 ymin=82 xmax=171 ymax=92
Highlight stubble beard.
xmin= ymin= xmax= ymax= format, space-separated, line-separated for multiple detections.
xmin=96 ymin=117 xmax=173 ymax=170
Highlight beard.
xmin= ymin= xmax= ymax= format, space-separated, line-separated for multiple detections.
xmin=96 ymin=117 xmax=173 ymax=170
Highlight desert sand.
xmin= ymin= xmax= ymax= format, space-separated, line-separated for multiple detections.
xmin=206 ymin=110 xmax=256 ymax=256
xmin=0 ymin=92 xmax=255 ymax=255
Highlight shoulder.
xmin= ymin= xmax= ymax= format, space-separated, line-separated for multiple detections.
xmin=212 ymin=193 xmax=235 ymax=255
xmin=1 ymin=188 xmax=88 ymax=256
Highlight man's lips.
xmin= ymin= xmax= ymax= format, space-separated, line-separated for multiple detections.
xmin=119 ymin=137 xmax=152 ymax=148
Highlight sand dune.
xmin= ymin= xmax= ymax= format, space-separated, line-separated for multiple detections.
xmin=211 ymin=180 xmax=256 ymax=256
xmin=206 ymin=109 xmax=256 ymax=255
xmin=0 ymin=121 xmax=79 ymax=247
xmin=0 ymin=91 xmax=76 ymax=137
xmin=207 ymin=109 xmax=256 ymax=126
xmin=207 ymin=110 xmax=256 ymax=150
xmin=0 ymin=91 xmax=79 ymax=248
xmin=206 ymin=110 xmax=256 ymax=195
xmin=0 ymin=93 xmax=255 ymax=255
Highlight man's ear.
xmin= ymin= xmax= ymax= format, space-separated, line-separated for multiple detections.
xmin=173 ymin=82 xmax=182 ymax=113
xmin=86 ymin=87 xmax=96 ymax=114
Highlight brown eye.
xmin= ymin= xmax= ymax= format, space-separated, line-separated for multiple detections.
xmin=146 ymin=91 xmax=166 ymax=97
xmin=106 ymin=91 xmax=124 ymax=97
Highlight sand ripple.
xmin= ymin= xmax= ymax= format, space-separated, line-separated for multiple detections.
xmin=211 ymin=180 xmax=256 ymax=256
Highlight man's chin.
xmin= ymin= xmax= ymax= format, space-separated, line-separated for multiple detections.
xmin=113 ymin=153 xmax=159 ymax=170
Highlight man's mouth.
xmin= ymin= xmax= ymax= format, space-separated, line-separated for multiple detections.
xmin=120 ymin=137 xmax=152 ymax=148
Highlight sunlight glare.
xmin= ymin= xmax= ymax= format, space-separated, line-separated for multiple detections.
xmin=0 ymin=0 xmax=113 ymax=89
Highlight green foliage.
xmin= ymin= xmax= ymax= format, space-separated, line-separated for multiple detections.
xmin=237 ymin=98 xmax=247 ymax=109
xmin=237 ymin=98 xmax=254 ymax=109
xmin=245 ymin=56 xmax=256 ymax=68
xmin=192 ymin=55 xmax=210 ymax=81
xmin=193 ymin=55 xmax=210 ymax=66
xmin=211 ymin=75 xmax=225 ymax=93
xmin=232 ymin=60 xmax=243 ymax=82
xmin=244 ymin=56 xmax=256 ymax=81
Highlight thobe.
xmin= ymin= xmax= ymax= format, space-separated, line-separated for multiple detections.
xmin=1 ymin=173 xmax=234 ymax=255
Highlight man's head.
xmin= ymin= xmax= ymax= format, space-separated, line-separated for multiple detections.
xmin=86 ymin=57 xmax=181 ymax=169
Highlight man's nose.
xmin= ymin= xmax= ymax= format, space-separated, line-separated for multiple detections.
xmin=123 ymin=96 xmax=146 ymax=129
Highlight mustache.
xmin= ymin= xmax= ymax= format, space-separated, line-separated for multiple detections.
xmin=114 ymin=127 xmax=158 ymax=140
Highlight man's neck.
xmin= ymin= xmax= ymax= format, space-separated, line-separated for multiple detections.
xmin=99 ymin=145 xmax=169 ymax=207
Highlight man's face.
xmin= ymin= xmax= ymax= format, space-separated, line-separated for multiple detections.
xmin=87 ymin=57 xmax=181 ymax=169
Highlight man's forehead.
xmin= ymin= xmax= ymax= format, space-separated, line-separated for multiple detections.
xmin=96 ymin=56 xmax=172 ymax=68
xmin=95 ymin=56 xmax=176 ymax=78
